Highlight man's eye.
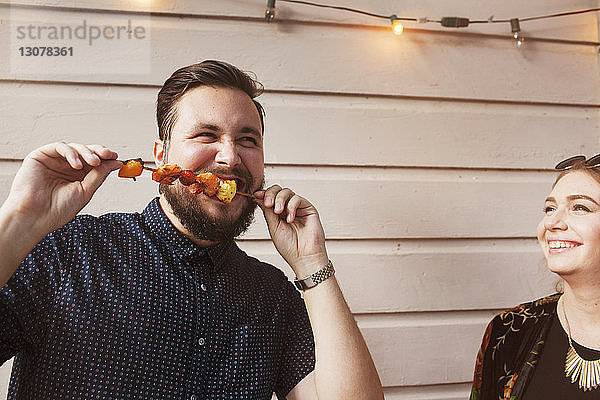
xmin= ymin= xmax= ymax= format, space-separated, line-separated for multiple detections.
xmin=240 ymin=137 xmax=258 ymax=145
xmin=194 ymin=132 xmax=217 ymax=139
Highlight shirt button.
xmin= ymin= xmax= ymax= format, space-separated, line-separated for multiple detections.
xmin=198 ymin=337 xmax=205 ymax=346
xmin=200 ymin=283 xmax=207 ymax=291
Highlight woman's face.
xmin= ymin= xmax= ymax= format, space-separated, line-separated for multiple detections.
xmin=537 ymin=171 xmax=600 ymax=278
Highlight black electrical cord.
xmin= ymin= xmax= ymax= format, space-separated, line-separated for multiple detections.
xmin=469 ymin=8 xmax=600 ymax=23
xmin=278 ymin=0 xmax=415 ymax=21
xmin=277 ymin=1 xmax=600 ymax=27
xmin=520 ymin=7 xmax=600 ymax=22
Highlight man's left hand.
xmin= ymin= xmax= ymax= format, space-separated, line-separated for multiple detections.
xmin=254 ymin=185 xmax=328 ymax=278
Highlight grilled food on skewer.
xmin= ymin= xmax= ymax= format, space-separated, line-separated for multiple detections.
xmin=118 ymin=159 xmax=253 ymax=204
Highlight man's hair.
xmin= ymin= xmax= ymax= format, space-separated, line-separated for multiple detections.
xmin=156 ymin=60 xmax=265 ymax=144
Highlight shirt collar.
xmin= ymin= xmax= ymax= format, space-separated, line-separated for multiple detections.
xmin=142 ymin=197 xmax=236 ymax=267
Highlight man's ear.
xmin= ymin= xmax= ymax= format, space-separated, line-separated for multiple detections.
xmin=153 ymin=139 xmax=165 ymax=166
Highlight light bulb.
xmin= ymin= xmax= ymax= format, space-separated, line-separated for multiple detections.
xmin=265 ymin=0 xmax=276 ymax=22
xmin=265 ymin=7 xmax=275 ymax=22
xmin=392 ymin=19 xmax=404 ymax=35
xmin=510 ymin=19 xmax=523 ymax=49
xmin=513 ymin=32 xmax=525 ymax=49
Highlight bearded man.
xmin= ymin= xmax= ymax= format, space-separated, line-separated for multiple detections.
xmin=0 ymin=60 xmax=383 ymax=399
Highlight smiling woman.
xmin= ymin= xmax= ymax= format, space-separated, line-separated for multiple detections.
xmin=470 ymin=158 xmax=600 ymax=400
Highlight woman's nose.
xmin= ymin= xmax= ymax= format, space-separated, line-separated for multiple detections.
xmin=545 ymin=209 xmax=568 ymax=231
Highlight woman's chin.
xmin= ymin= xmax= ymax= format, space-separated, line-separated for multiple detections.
xmin=546 ymin=262 xmax=582 ymax=279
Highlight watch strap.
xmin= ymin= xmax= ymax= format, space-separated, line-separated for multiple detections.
xmin=294 ymin=260 xmax=335 ymax=291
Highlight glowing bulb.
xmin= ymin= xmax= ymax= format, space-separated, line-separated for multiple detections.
xmin=392 ymin=19 xmax=404 ymax=35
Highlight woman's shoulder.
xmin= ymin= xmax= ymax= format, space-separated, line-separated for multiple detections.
xmin=486 ymin=293 xmax=559 ymax=337
xmin=476 ymin=294 xmax=558 ymax=367
xmin=471 ymin=295 xmax=560 ymax=399
xmin=494 ymin=293 xmax=559 ymax=320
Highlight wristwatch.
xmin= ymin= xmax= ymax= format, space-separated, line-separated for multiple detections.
xmin=294 ymin=260 xmax=335 ymax=291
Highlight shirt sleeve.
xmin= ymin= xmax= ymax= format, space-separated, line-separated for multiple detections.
xmin=0 ymin=232 xmax=66 ymax=362
xmin=273 ymin=279 xmax=315 ymax=399
xmin=470 ymin=318 xmax=496 ymax=400
xmin=0 ymin=300 xmax=26 ymax=363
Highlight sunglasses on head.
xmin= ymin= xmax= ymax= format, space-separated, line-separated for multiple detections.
xmin=555 ymin=154 xmax=600 ymax=170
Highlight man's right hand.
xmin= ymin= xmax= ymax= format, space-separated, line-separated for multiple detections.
xmin=2 ymin=142 xmax=122 ymax=238
xmin=0 ymin=142 xmax=122 ymax=288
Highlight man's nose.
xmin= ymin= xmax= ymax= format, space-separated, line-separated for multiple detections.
xmin=215 ymin=139 xmax=240 ymax=168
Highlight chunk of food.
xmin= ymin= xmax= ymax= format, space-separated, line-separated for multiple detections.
xmin=216 ymin=179 xmax=237 ymax=204
xmin=152 ymin=164 xmax=182 ymax=184
xmin=118 ymin=159 xmax=143 ymax=179
xmin=178 ymin=170 xmax=197 ymax=186
xmin=197 ymin=172 xmax=220 ymax=197
xmin=187 ymin=182 xmax=203 ymax=194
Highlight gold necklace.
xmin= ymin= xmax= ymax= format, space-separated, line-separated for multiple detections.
xmin=561 ymin=297 xmax=600 ymax=391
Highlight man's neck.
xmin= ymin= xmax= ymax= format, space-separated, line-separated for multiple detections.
xmin=158 ymin=196 xmax=220 ymax=248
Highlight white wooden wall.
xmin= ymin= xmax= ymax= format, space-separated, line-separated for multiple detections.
xmin=1 ymin=1 xmax=599 ymax=399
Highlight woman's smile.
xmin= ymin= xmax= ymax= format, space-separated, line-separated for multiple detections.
xmin=546 ymin=240 xmax=582 ymax=254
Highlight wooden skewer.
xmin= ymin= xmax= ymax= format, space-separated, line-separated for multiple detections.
xmin=119 ymin=159 xmax=156 ymax=172
xmin=236 ymin=191 xmax=256 ymax=199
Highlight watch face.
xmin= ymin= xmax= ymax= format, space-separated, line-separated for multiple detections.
xmin=294 ymin=278 xmax=315 ymax=291
xmin=294 ymin=280 xmax=307 ymax=290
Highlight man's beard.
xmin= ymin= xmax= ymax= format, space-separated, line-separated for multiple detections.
xmin=161 ymin=168 xmax=263 ymax=242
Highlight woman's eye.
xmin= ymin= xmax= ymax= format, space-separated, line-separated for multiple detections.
xmin=544 ymin=206 xmax=556 ymax=214
xmin=573 ymin=204 xmax=591 ymax=212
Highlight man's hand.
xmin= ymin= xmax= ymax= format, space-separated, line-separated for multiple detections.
xmin=254 ymin=185 xmax=329 ymax=278
xmin=0 ymin=142 xmax=122 ymax=288
xmin=255 ymin=184 xmax=385 ymax=399
xmin=3 ymin=142 xmax=122 ymax=235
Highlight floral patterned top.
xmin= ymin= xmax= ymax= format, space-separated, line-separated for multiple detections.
xmin=470 ymin=294 xmax=560 ymax=400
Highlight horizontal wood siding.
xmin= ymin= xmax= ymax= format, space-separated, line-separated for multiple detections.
xmin=1 ymin=82 xmax=598 ymax=168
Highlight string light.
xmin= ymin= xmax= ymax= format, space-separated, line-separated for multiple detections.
xmin=265 ymin=0 xmax=276 ymax=22
xmin=390 ymin=16 xmax=404 ymax=35
xmin=510 ymin=18 xmax=524 ymax=49
xmin=265 ymin=0 xmax=600 ymax=49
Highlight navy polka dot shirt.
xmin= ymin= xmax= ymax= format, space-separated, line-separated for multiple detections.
xmin=0 ymin=198 xmax=315 ymax=399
